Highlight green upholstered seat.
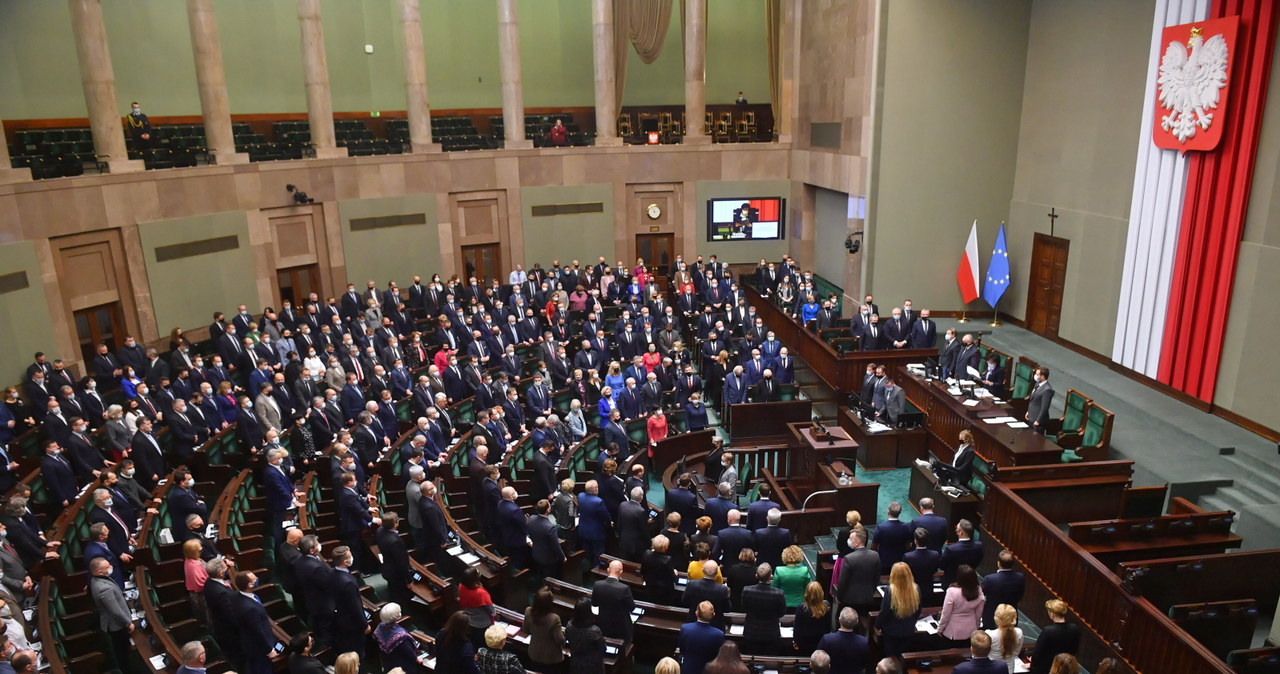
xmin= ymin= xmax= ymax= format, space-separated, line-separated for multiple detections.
xmin=1011 ymin=361 xmax=1035 ymax=399
xmin=1047 ymin=389 xmax=1090 ymax=440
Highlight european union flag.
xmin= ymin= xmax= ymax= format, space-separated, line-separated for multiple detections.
xmin=982 ymin=223 xmax=1010 ymax=308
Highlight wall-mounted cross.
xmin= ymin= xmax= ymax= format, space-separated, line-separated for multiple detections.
xmin=1047 ymin=207 xmax=1059 ymax=237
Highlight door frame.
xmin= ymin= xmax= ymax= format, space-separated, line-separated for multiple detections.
xmin=634 ymin=233 xmax=677 ymax=277
xmin=461 ymin=243 xmax=503 ymax=284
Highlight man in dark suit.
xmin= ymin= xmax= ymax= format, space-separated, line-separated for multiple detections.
xmin=235 ymin=397 xmax=264 ymax=455
xmin=329 ymin=546 xmax=369 ymax=659
xmin=753 ymin=508 xmax=793 ymax=570
xmin=602 ymin=410 xmax=630 ymax=459
xmin=375 ymin=514 xmax=413 ymax=609
xmin=264 ymin=448 xmax=297 ymax=545
xmin=679 ymin=601 xmax=727 ymax=674
xmin=859 ymin=316 xmax=886 ymax=351
xmin=204 ymin=560 xmax=245 ymax=658
xmin=953 ymin=334 xmax=981 ymax=378
xmin=528 ymin=499 xmax=565 ymax=581
xmin=531 ymin=444 xmax=558 ymax=501
xmin=746 ymin=484 xmax=781 ymax=531
xmin=167 ymin=470 xmax=208 ymax=529
xmin=752 ymin=370 xmax=780 ymax=403
xmin=980 ymin=550 xmax=1026 ymax=629
xmin=908 ymin=309 xmax=938 ymax=349
xmin=939 ymin=519 xmax=984 ymax=588
xmin=953 ymin=631 xmax=1008 ymax=674
xmin=884 ymin=308 xmax=911 ymax=349
xmin=642 ymin=535 xmax=679 ymax=604
xmin=816 ymin=607 xmax=871 ymax=674
xmin=717 ymin=509 xmax=754 ymax=565
xmin=835 ymin=530 xmax=881 ymax=616
xmin=128 ymin=417 xmax=167 ymax=490
xmin=740 ymin=564 xmax=787 ymax=655
xmin=294 ymin=536 xmax=335 ymax=645
xmin=496 ymin=487 xmax=530 ymax=569
xmin=871 ymin=501 xmax=914 ymax=573
xmin=89 ymin=489 xmax=134 ymax=566
xmin=905 ymin=527 xmax=942 ymax=605
xmin=1025 ymin=367 xmax=1055 ymax=434
xmin=617 ymin=487 xmax=650 ymax=562
xmin=592 ymin=561 xmax=636 ymax=642
xmin=232 ymin=571 xmax=276 ymax=674
xmin=167 ymin=399 xmax=200 ymax=466
xmin=40 ymin=441 xmax=78 ymax=508
xmin=909 ymin=497 xmax=949 ymax=552
xmin=337 ymin=470 xmax=377 ymax=572
xmin=682 ymin=560 xmax=731 ymax=628
xmin=666 ymin=474 xmax=701 ymax=536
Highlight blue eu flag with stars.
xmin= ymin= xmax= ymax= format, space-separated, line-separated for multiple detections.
xmin=982 ymin=223 xmax=1010 ymax=308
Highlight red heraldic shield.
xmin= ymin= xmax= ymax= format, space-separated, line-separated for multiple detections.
xmin=1153 ymin=16 xmax=1239 ymax=152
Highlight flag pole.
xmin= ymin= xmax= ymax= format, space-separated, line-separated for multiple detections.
xmin=957 ymin=305 xmax=970 ymax=323
xmin=988 ymin=307 xmax=1002 ymax=327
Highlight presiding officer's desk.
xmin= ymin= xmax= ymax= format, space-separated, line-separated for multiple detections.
xmin=896 ymin=366 xmax=1064 ymax=466
xmin=838 ymin=406 xmax=928 ymax=469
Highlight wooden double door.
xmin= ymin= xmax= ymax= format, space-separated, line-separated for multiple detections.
xmin=1025 ymin=233 xmax=1069 ymax=337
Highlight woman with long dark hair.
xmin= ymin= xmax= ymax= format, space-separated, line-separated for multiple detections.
xmin=565 ymin=597 xmax=605 ymax=674
xmin=938 ymin=564 xmax=986 ymax=647
xmin=435 ymin=610 xmax=481 ymax=674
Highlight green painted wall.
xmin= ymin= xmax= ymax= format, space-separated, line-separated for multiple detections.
xmin=0 ymin=1 xmax=768 ymax=120
xmin=137 ymin=211 xmax=257 ymax=332
xmin=337 ymin=195 xmax=441 ymax=287
xmin=695 ymin=179 xmax=792 ymax=263
xmin=0 ymin=242 xmax=57 ymax=385
xmin=520 ymin=184 xmax=616 ymax=269
xmin=869 ymin=0 xmax=1030 ymax=313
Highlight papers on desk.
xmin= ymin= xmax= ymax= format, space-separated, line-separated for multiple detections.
xmin=865 ymin=421 xmax=893 ymax=434
xmin=410 ymin=595 xmax=432 ymax=606
xmin=458 ymin=552 xmax=480 ymax=565
xmin=962 ymin=399 xmax=981 ymax=407
xmin=915 ymin=616 xmax=940 ymax=634
xmin=1007 ymin=421 xmax=1029 ymax=429
xmin=973 ymin=388 xmax=992 ymax=398
xmin=779 ymin=626 xmax=794 ymax=638
xmin=983 ymin=416 xmax=1018 ymax=424
xmin=729 ymin=624 xmax=745 ymax=636
xmin=1014 ymin=658 xmax=1031 ymax=673
xmin=958 ymin=379 xmax=977 ymax=387
xmin=512 ymin=633 xmax=531 ymax=644
xmin=445 ymin=545 xmax=464 ymax=556
xmin=149 ymin=655 xmax=168 ymax=670
xmin=948 ymin=387 xmax=963 ymax=396
xmin=417 ymin=653 xmax=437 ymax=669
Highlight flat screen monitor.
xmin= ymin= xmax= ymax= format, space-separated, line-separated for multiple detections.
xmin=707 ymin=197 xmax=785 ymax=241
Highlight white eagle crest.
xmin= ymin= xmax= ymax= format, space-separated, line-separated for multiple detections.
xmin=1157 ymin=28 xmax=1230 ymax=143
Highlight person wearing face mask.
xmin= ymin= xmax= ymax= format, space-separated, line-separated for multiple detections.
xmin=232 ymin=570 xmax=276 ymax=674
xmin=63 ymin=416 xmax=106 ymax=482
xmin=167 ymin=469 xmax=209 ymax=530
xmin=82 ymin=522 xmax=125 ymax=589
xmin=1025 ymin=367 xmax=1055 ymax=435
xmin=89 ymin=488 xmax=135 ymax=566
xmin=40 ymin=440 xmax=77 ymax=507
xmin=125 ymin=100 xmax=153 ymax=149
xmin=113 ymin=460 xmax=156 ymax=518
xmin=89 ymin=556 xmax=136 ymax=672
xmin=236 ymin=395 xmax=265 ymax=455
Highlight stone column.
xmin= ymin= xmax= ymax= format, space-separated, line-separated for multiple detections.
xmin=397 ymin=0 xmax=438 ymax=152
xmin=683 ymin=0 xmax=710 ymax=144
xmin=776 ymin=0 xmax=801 ymax=143
xmin=296 ymin=0 xmax=344 ymax=159
xmin=496 ymin=0 xmax=532 ymax=149
xmin=591 ymin=0 xmax=622 ymax=147
xmin=186 ymin=0 xmax=248 ymax=164
xmin=67 ymin=0 xmax=144 ymax=173
xmin=0 ymin=129 xmax=31 ymax=184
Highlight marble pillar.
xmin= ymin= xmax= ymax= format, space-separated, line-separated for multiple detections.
xmin=683 ymin=0 xmax=710 ymax=144
xmin=186 ymin=0 xmax=248 ymax=164
xmin=496 ymin=0 xmax=533 ymax=149
xmin=398 ymin=0 xmax=439 ymax=153
xmin=67 ymin=0 xmax=144 ymax=173
xmin=296 ymin=0 xmax=345 ymax=159
xmin=777 ymin=0 xmax=801 ymax=143
xmin=591 ymin=0 xmax=622 ymax=147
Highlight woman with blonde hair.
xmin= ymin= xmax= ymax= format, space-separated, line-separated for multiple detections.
xmin=1048 ymin=654 xmax=1080 ymax=674
xmin=333 ymin=651 xmax=360 ymax=674
xmin=985 ymin=603 xmax=1024 ymax=673
xmin=876 ymin=561 xmax=922 ymax=659
xmin=792 ymin=581 xmax=830 ymax=654
xmin=836 ymin=509 xmax=865 ymax=555
xmin=102 ymin=404 xmax=131 ymax=462
xmin=1030 ymin=599 xmax=1081 ymax=674
xmin=477 ymin=623 xmax=524 ymax=674
xmin=773 ymin=545 xmax=814 ymax=609
xmin=183 ymin=537 xmax=209 ymax=624
xmin=654 ymin=657 xmax=681 ymax=674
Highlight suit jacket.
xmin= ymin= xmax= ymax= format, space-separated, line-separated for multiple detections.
xmin=331 ymin=568 xmax=366 ymax=633
xmin=681 ymin=577 xmax=731 ymax=628
xmin=531 ymin=450 xmax=558 ymax=500
xmin=872 ymin=519 xmax=914 ymax=572
xmin=294 ymin=555 xmax=335 ymax=622
xmin=1028 ymin=621 xmax=1081 ymax=674
xmin=666 ymin=487 xmax=700 ymax=535
xmin=528 ymin=514 xmax=565 ymax=567
xmin=1026 ymin=381 xmax=1055 ymax=428
xmin=753 ymin=525 xmax=793 ymax=569
xmin=980 ymin=569 xmax=1026 ymax=628
xmin=592 ymin=577 xmax=635 ymax=641
xmin=717 ymin=525 xmax=755 ymax=566
xmin=642 ymin=550 xmax=677 ymax=599
xmin=376 ymin=526 xmax=411 ymax=586
xmin=904 ymin=547 xmax=942 ymax=603
xmin=909 ymin=318 xmax=938 ymax=349
xmin=836 ymin=547 xmax=881 ymax=606
xmin=746 ymin=498 xmax=780 ymax=531
xmin=881 ymin=385 xmax=906 ymax=424
xmin=496 ymin=499 xmax=527 ymax=551
xmin=678 ymin=620 xmax=726 ymax=674
xmin=884 ymin=317 xmax=911 ymax=347
xmin=617 ymin=500 xmax=650 ymax=559
xmin=264 ymin=464 xmax=294 ymax=512
xmin=41 ymin=453 xmax=78 ymax=505
xmin=954 ymin=344 xmax=980 ymax=377
xmin=939 ymin=538 xmax=985 ymax=588
xmin=910 ymin=512 xmax=949 ymax=552
xmin=90 ymin=575 xmax=132 ymax=632
xmin=338 ymin=487 xmax=372 ymax=535
xmin=89 ymin=506 xmax=131 ymax=557
xmin=954 ymin=657 xmax=1009 ymax=674
xmin=168 ymin=410 xmax=199 ymax=458
xmin=859 ymin=324 xmax=886 ymax=350
xmin=236 ymin=592 xmax=276 ymax=662
xmin=816 ymin=630 xmax=870 ymax=674
xmin=167 ymin=487 xmax=209 ymax=529
xmin=752 ymin=377 xmax=780 ymax=403
xmin=741 ymin=583 xmax=786 ymax=641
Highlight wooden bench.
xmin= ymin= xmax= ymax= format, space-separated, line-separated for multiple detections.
xmin=1170 ymin=598 xmax=1258 ymax=659
xmin=990 ymin=459 xmax=1133 ymax=523
xmin=1068 ymin=509 xmax=1243 ymax=568
xmin=1118 ymin=549 xmax=1280 ymax=612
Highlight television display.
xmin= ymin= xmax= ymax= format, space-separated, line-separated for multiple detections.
xmin=707 ymin=197 xmax=785 ymax=241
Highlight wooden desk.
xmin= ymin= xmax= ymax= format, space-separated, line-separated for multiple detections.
xmin=908 ymin=462 xmax=982 ymax=530
xmin=788 ymin=421 xmax=857 ymax=484
xmin=652 ymin=429 xmax=717 ymax=477
xmin=838 ymin=406 xmax=928 ymax=469
xmin=897 ymin=366 xmax=1063 ymax=466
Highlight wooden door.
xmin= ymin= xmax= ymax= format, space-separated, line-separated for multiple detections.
xmin=461 ymin=243 xmax=501 ymax=283
xmin=635 ymin=234 xmax=676 ymax=276
xmin=73 ymin=303 xmax=125 ymax=364
xmin=277 ymin=264 xmax=320 ymax=307
xmin=1025 ymin=233 xmax=1069 ymax=337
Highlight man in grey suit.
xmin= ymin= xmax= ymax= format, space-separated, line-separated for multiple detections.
xmin=835 ymin=529 xmax=881 ymax=616
xmin=1024 ymin=367 xmax=1055 ymax=435
xmin=89 ymin=556 xmax=135 ymax=672
xmin=254 ymin=382 xmax=283 ymax=435
xmin=877 ymin=378 xmax=906 ymax=425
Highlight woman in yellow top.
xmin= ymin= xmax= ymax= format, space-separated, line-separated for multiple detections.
xmin=687 ymin=542 xmax=724 ymax=583
xmin=772 ymin=545 xmax=814 ymax=608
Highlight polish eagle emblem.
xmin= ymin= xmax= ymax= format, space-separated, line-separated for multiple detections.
xmin=1157 ymin=26 xmax=1230 ymax=144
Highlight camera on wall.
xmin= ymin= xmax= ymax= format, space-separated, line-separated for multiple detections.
xmin=845 ymin=231 xmax=864 ymax=254
xmin=286 ymin=184 xmax=315 ymax=204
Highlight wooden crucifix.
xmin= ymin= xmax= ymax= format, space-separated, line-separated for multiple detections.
xmin=1047 ymin=207 xmax=1059 ymax=237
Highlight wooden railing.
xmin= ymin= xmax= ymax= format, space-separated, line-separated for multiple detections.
xmin=982 ymin=480 xmax=1233 ymax=673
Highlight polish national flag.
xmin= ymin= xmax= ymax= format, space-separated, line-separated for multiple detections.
xmin=956 ymin=220 xmax=980 ymax=304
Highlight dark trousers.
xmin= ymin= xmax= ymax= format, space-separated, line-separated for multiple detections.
xmin=333 ymin=628 xmax=367 ymax=660
xmin=107 ymin=628 xmax=139 ymax=673
xmin=341 ymin=531 xmax=366 ymax=572
xmin=581 ymin=536 xmax=605 ymax=568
